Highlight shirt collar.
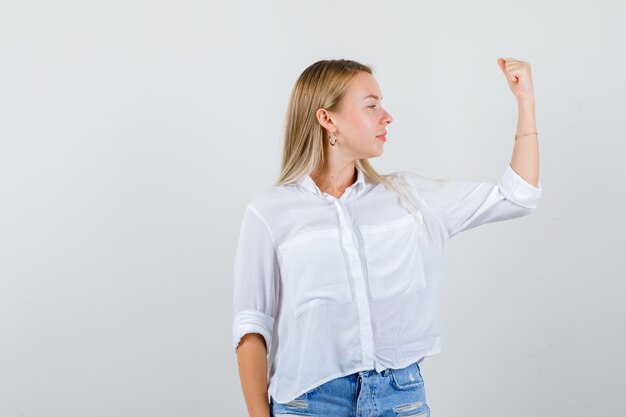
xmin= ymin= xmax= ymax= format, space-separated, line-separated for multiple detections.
xmin=297 ymin=165 xmax=366 ymax=199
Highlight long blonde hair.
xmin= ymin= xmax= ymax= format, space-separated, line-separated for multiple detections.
xmin=275 ymin=59 xmax=433 ymax=247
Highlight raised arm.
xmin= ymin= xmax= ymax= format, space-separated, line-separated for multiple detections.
xmin=497 ymin=57 xmax=539 ymax=187
xmin=403 ymin=58 xmax=543 ymax=240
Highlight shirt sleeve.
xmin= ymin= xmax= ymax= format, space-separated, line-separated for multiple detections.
xmin=231 ymin=204 xmax=279 ymax=354
xmin=418 ymin=162 xmax=543 ymax=240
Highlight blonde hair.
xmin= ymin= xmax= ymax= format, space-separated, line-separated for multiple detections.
xmin=274 ymin=59 xmax=432 ymax=247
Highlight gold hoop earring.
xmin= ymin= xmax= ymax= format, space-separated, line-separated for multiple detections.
xmin=329 ymin=133 xmax=337 ymax=146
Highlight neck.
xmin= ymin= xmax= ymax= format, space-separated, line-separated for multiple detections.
xmin=311 ymin=162 xmax=358 ymax=195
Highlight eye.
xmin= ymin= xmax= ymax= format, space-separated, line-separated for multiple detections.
xmin=369 ymin=105 xmax=377 ymax=109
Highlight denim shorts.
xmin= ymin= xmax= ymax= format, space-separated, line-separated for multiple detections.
xmin=269 ymin=360 xmax=430 ymax=417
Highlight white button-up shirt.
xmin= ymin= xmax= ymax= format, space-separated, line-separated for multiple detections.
xmin=232 ymin=162 xmax=543 ymax=404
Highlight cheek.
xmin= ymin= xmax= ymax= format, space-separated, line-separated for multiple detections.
xmin=350 ymin=113 xmax=375 ymax=133
xmin=342 ymin=110 xmax=376 ymax=139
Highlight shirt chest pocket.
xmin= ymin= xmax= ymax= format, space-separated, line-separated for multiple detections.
xmin=358 ymin=214 xmax=427 ymax=302
xmin=278 ymin=228 xmax=353 ymax=318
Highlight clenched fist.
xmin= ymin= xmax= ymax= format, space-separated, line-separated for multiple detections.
xmin=497 ymin=57 xmax=535 ymax=103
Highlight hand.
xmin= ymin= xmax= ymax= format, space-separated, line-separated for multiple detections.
xmin=497 ymin=57 xmax=535 ymax=103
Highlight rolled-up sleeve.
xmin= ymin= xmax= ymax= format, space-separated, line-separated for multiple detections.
xmin=232 ymin=204 xmax=279 ymax=354
xmin=422 ymin=163 xmax=543 ymax=239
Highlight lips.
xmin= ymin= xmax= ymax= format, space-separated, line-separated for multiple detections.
xmin=376 ymin=132 xmax=387 ymax=142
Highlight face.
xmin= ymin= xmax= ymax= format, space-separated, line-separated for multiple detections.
xmin=318 ymin=71 xmax=393 ymax=159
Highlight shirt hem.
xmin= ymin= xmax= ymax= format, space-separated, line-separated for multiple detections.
xmin=269 ymin=347 xmax=443 ymax=404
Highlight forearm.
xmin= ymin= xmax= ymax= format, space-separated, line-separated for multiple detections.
xmin=510 ymin=98 xmax=540 ymax=188
xmin=236 ymin=333 xmax=271 ymax=417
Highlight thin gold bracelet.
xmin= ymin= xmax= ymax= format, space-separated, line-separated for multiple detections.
xmin=514 ymin=131 xmax=538 ymax=141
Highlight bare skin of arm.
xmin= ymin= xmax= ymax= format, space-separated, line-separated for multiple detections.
xmin=510 ymin=98 xmax=540 ymax=188
xmin=236 ymin=333 xmax=271 ymax=417
xmin=497 ymin=57 xmax=540 ymax=188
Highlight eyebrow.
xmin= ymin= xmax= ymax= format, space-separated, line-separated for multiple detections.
xmin=363 ymin=94 xmax=382 ymax=100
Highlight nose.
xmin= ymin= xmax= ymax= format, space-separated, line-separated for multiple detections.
xmin=384 ymin=109 xmax=393 ymax=125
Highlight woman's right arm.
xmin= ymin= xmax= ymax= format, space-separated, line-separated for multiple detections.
xmin=236 ymin=333 xmax=270 ymax=417
xmin=232 ymin=203 xmax=279 ymax=417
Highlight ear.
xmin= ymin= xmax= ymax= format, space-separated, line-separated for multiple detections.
xmin=316 ymin=107 xmax=336 ymax=135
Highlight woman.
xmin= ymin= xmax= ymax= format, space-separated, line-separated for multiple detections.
xmin=232 ymin=59 xmax=541 ymax=417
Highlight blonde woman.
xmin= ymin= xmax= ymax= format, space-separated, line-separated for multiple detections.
xmin=232 ymin=58 xmax=541 ymax=417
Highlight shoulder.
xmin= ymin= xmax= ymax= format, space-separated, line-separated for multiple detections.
xmin=386 ymin=170 xmax=450 ymax=193
xmin=244 ymin=183 xmax=299 ymax=219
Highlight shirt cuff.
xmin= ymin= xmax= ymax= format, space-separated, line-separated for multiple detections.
xmin=497 ymin=163 xmax=543 ymax=209
xmin=232 ymin=309 xmax=275 ymax=354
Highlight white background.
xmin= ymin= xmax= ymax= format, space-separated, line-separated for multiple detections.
xmin=1 ymin=1 xmax=624 ymax=416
